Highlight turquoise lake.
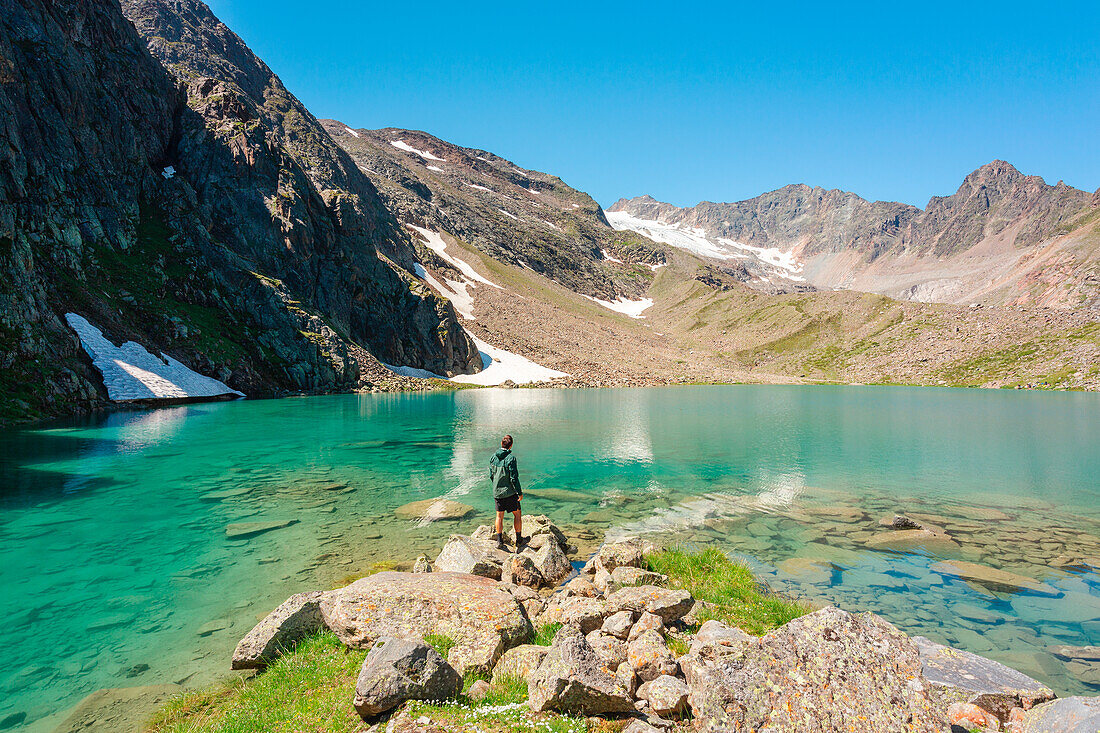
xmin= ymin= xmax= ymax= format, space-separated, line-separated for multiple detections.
xmin=2 ymin=385 xmax=1099 ymax=729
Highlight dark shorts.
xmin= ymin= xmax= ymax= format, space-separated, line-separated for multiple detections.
xmin=495 ymin=494 xmax=521 ymax=513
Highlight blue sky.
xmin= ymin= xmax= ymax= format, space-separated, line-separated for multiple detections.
xmin=207 ymin=1 xmax=1098 ymax=208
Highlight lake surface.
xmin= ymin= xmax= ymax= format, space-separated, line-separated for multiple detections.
xmin=2 ymin=386 xmax=1099 ymax=729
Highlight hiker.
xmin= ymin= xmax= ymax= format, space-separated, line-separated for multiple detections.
xmin=489 ymin=434 xmax=524 ymax=550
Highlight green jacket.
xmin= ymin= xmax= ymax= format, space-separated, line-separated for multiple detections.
xmin=489 ymin=448 xmax=521 ymax=499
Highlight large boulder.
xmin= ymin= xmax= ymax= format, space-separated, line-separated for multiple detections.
xmin=1020 ymin=696 xmax=1100 ymax=732
xmin=492 ymin=644 xmax=550 ymax=684
xmin=433 ymin=535 xmax=510 ymax=579
xmin=627 ymin=629 xmax=679 ymax=682
xmin=636 ymin=674 xmax=689 ymax=717
xmin=689 ymin=606 xmax=946 ymax=732
xmin=912 ymin=635 xmax=1055 ymax=721
xmin=520 ymin=514 xmax=569 ymax=551
xmin=527 ymin=624 xmax=635 ymax=714
xmin=606 ymin=586 xmax=694 ymax=624
xmin=597 ymin=540 xmax=646 ymax=572
xmin=602 ymin=610 xmax=635 ymax=640
xmin=320 ymin=572 xmax=532 ymax=675
xmin=611 ymin=567 xmax=667 ymax=587
xmin=503 ymin=554 xmax=543 ymax=589
xmin=585 ymin=630 xmax=628 ymax=668
xmin=680 ymin=621 xmax=753 ymax=689
xmin=352 ymin=637 xmax=461 ymax=718
xmin=231 ymin=591 xmax=325 ymax=669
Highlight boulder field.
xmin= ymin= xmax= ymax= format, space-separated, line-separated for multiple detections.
xmin=229 ymin=517 xmax=1095 ymax=732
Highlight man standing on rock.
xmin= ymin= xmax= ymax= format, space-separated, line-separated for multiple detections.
xmin=490 ymin=434 xmax=524 ymax=550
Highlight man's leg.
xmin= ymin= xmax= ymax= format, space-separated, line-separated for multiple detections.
xmin=495 ymin=510 xmax=505 ymax=535
xmin=513 ymin=510 xmax=523 ymax=542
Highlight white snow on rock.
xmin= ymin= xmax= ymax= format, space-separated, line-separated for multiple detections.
xmin=497 ymin=208 xmax=519 ymax=221
xmin=583 ymin=295 xmax=654 ymax=318
xmin=389 ymin=139 xmax=446 ymax=161
xmin=542 ymin=220 xmax=561 ymax=231
xmin=384 ymin=335 xmax=566 ymax=386
xmin=64 ymin=313 xmax=243 ymax=402
xmin=161 ymin=166 xmax=175 ymax=179
xmin=606 ymin=210 xmax=805 ymax=278
xmin=409 ymin=225 xmax=501 ymax=290
xmin=465 ymin=182 xmax=492 ymax=192
xmin=426 ymin=165 xmax=443 ymax=172
xmin=413 ymin=263 xmax=475 ymax=320
xmin=601 ymin=249 xmax=623 ymax=264
xmin=343 ymin=126 xmax=360 ymax=138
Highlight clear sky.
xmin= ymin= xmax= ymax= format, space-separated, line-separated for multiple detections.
xmin=206 ymin=0 xmax=1098 ymax=209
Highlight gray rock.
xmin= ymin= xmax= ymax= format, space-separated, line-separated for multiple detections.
xmin=606 ymin=586 xmax=694 ymax=624
xmin=524 ymin=539 xmax=572 ymax=587
xmin=433 ymin=535 xmax=509 ymax=579
xmin=616 ymin=661 xmax=637 ymax=696
xmin=232 ymin=591 xmax=326 ymax=669
xmin=527 ymin=625 xmax=634 ymax=714
xmin=394 ymin=499 xmax=475 ymax=521
xmin=503 ymin=554 xmax=543 ymax=588
xmin=492 ymin=644 xmax=549 ymax=684
xmin=412 ymin=556 xmax=432 ymax=574
xmin=627 ymin=630 xmax=678 ymax=682
xmin=536 ymin=596 xmax=608 ymax=633
xmin=585 ymin=630 xmax=628 ymax=668
xmin=636 ymin=674 xmax=689 ymax=717
xmin=611 ymin=567 xmax=667 ymax=587
xmin=1050 ymin=645 xmax=1100 ymax=662
xmin=602 ymin=610 xmax=635 ymax=639
xmin=689 ymin=606 xmax=946 ymax=732
xmin=466 ymin=679 xmax=490 ymax=702
xmin=628 ymin=612 xmax=665 ymax=642
xmin=352 ymin=637 xmax=461 ymax=717
xmin=689 ymin=619 xmax=752 ymax=654
xmin=593 ymin=567 xmax=617 ymax=595
xmin=598 ymin=541 xmax=646 ymax=572
xmin=564 ymin=577 xmax=598 ymax=598
xmin=912 ymin=635 xmax=1055 ymax=720
xmin=621 ymin=720 xmax=663 ymax=733
xmin=1021 ymin=696 xmax=1100 ymax=732
xmin=320 ymin=571 xmax=531 ymax=676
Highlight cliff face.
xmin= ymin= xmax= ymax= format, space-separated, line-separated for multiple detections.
xmin=0 ymin=0 xmax=478 ymax=424
xmin=323 ymin=123 xmax=667 ymax=300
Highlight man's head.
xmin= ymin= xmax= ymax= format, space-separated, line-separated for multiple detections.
xmin=501 ymin=434 xmax=513 ymax=449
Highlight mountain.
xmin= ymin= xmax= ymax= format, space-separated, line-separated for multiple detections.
xmin=321 ymin=122 xmax=667 ymax=300
xmin=0 ymin=0 xmax=478 ymax=423
xmin=608 ymin=163 xmax=1100 ymax=310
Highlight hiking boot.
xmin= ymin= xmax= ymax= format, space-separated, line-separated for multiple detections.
xmin=516 ymin=535 xmax=529 ymax=549
xmin=490 ymin=532 xmax=505 ymax=550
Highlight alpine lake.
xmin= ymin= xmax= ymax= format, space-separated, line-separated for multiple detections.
xmin=1 ymin=385 xmax=1098 ymax=730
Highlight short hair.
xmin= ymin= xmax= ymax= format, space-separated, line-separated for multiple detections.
xmin=501 ymin=434 xmax=513 ymax=448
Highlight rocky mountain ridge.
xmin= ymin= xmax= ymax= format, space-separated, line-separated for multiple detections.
xmin=609 ymin=162 xmax=1100 ymax=310
xmin=0 ymin=0 xmax=479 ymax=424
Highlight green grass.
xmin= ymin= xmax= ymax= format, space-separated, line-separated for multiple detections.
xmin=424 ymin=634 xmax=456 ymax=660
xmin=533 ymin=623 xmax=562 ymax=646
xmin=146 ymin=632 xmax=367 ymax=732
xmin=647 ymin=547 xmax=811 ymax=635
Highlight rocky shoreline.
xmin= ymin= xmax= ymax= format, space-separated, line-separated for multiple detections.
xmin=212 ymin=518 xmax=1098 ymax=732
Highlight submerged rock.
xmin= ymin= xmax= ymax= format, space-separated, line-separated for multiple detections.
xmin=527 ymin=624 xmax=634 ymax=714
xmin=912 ymin=635 xmax=1055 ymax=720
xmin=931 ymin=560 xmax=1059 ymax=596
xmin=320 ymin=571 xmax=531 ymax=675
xmin=352 ymin=637 xmax=461 ymax=718
xmin=224 ymin=519 xmax=296 ymax=539
xmin=688 ymin=606 xmax=946 ymax=732
xmin=232 ymin=591 xmax=326 ymax=669
xmin=394 ymin=499 xmax=474 ymax=521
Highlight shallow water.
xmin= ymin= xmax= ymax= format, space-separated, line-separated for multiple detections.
xmin=1 ymin=386 xmax=1099 ymax=729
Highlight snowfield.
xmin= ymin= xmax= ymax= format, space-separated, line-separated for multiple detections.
xmin=389 ymin=139 xmax=446 ymax=161
xmin=584 ymin=295 xmax=654 ymax=318
xmin=343 ymin=126 xmax=360 ymax=138
xmin=65 ymin=313 xmax=243 ymax=402
xmin=409 ymin=225 xmax=501 ymax=290
xmin=384 ymin=335 xmax=566 ymax=386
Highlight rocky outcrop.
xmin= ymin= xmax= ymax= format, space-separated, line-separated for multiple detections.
xmin=320 ymin=571 xmax=531 ymax=675
xmin=527 ymin=625 xmax=635 ymax=714
xmin=352 ymin=637 xmax=461 ymax=718
xmin=231 ymin=591 xmax=325 ymax=669
xmin=1019 ymin=696 xmax=1100 ymax=732
xmin=0 ymin=0 xmax=480 ymax=425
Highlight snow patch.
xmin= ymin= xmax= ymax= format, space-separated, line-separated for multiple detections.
xmin=426 ymin=165 xmax=443 ymax=172
xmin=343 ymin=126 xmax=360 ymax=138
xmin=389 ymin=139 xmax=446 ymax=162
xmin=542 ymin=220 xmax=561 ymax=231
xmin=384 ymin=335 xmax=567 ymax=386
xmin=718 ymin=238 xmax=805 ymax=279
xmin=410 ymin=225 xmax=501 ymax=289
xmin=601 ymin=249 xmax=623 ymax=264
xmin=64 ymin=313 xmax=243 ymax=402
xmin=646 ymin=262 xmax=667 ymax=271
xmin=413 ymin=263 xmax=475 ymax=319
xmin=465 ymin=183 xmax=492 ymax=192
xmin=584 ymin=295 xmax=654 ymax=318
xmin=498 ymin=209 xmax=519 ymax=221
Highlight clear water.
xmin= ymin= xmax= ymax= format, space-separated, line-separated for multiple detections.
xmin=2 ymin=386 xmax=1099 ymax=729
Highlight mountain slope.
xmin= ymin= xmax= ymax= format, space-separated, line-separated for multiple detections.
xmin=609 ymin=162 xmax=1100 ymax=310
xmin=0 ymin=0 xmax=478 ymax=424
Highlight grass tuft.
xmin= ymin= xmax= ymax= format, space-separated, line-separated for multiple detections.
xmin=424 ymin=633 xmax=456 ymax=660
xmin=533 ymin=622 xmax=562 ymax=646
xmin=647 ymin=547 xmax=810 ymax=635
